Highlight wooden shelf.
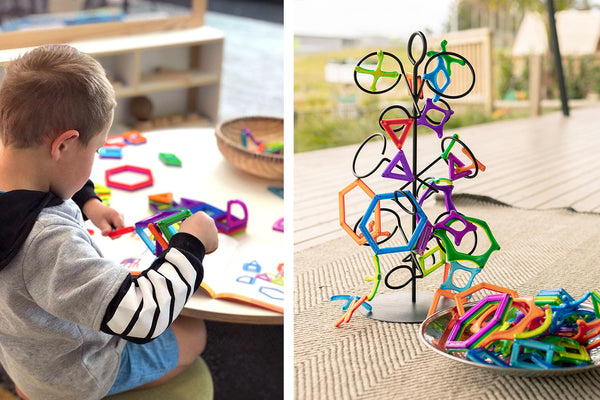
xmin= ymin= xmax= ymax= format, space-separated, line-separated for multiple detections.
xmin=0 ymin=26 xmax=224 ymax=130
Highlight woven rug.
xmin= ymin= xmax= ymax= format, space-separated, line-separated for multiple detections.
xmin=294 ymin=195 xmax=600 ymax=400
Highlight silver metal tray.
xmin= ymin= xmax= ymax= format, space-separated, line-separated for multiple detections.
xmin=419 ymin=303 xmax=600 ymax=376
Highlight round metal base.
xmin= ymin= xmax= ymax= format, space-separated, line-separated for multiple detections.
xmin=359 ymin=291 xmax=453 ymax=323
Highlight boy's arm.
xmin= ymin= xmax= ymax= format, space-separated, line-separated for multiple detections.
xmin=99 ymin=232 xmax=205 ymax=343
xmin=23 ymin=223 xmax=205 ymax=344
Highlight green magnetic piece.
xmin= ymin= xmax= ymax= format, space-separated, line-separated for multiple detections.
xmin=426 ymin=39 xmax=466 ymax=76
xmin=440 ymin=134 xmax=460 ymax=160
xmin=591 ymin=290 xmax=600 ymax=318
xmin=490 ymin=340 xmax=513 ymax=358
xmin=418 ymin=244 xmax=446 ymax=277
xmin=159 ymin=152 xmax=182 ymax=167
xmin=534 ymin=296 xmax=563 ymax=307
xmin=264 ymin=142 xmax=283 ymax=154
xmin=420 ymin=177 xmax=453 ymax=191
xmin=354 ymin=49 xmax=399 ymax=92
xmin=366 ymin=254 xmax=381 ymax=301
xmin=156 ymin=209 xmax=192 ymax=241
xmin=433 ymin=215 xmax=500 ymax=269
xmin=539 ymin=336 xmax=590 ymax=364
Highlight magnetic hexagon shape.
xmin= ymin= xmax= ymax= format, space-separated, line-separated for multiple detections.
xmin=105 ymin=165 xmax=154 ymax=191
xmin=434 ymin=215 xmax=500 ymax=269
xmin=446 ymin=293 xmax=513 ymax=351
xmin=339 ymin=179 xmax=381 ymax=246
xmin=358 ymin=191 xmax=428 ymax=255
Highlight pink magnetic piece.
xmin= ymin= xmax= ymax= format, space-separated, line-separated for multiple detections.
xmin=446 ymin=293 xmax=512 ymax=351
xmin=447 ymin=153 xmax=472 ymax=181
xmin=381 ymin=149 xmax=414 ymax=182
xmin=433 ymin=210 xmax=477 ymax=246
xmin=105 ymin=165 xmax=153 ymax=191
xmin=273 ymin=217 xmax=284 ymax=232
xmin=416 ymin=98 xmax=454 ymax=138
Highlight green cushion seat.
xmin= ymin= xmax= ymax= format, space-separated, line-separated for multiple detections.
xmin=103 ymin=357 xmax=213 ymax=400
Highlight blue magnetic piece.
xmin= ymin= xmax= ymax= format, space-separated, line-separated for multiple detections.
xmin=510 ymin=339 xmax=556 ymax=368
xmin=236 ymin=276 xmax=256 ymax=285
xmin=439 ymin=261 xmax=481 ymax=293
xmin=330 ymin=295 xmax=359 ymax=311
xmin=243 ymin=260 xmax=262 ymax=273
xmin=98 ymin=146 xmax=123 ymax=159
xmin=358 ymin=191 xmax=428 ymax=255
xmin=423 ymin=57 xmax=450 ymax=102
xmin=329 ymin=295 xmax=372 ymax=312
xmin=135 ymin=225 xmax=157 ymax=254
xmin=268 ymin=187 xmax=284 ymax=198
xmin=465 ymin=347 xmax=509 ymax=367
xmin=259 ymin=286 xmax=284 ymax=301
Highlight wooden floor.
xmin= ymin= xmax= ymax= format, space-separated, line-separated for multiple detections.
xmin=294 ymin=105 xmax=600 ymax=251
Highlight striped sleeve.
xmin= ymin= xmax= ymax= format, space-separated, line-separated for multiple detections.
xmin=99 ymin=232 xmax=205 ymax=343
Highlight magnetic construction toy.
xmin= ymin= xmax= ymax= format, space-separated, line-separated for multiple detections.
xmin=146 ymin=196 xmax=249 ymax=236
xmin=105 ymin=165 xmax=154 ymax=191
xmin=135 ymin=209 xmax=191 ymax=255
xmin=432 ymin=286 xmax=600 ymax=369
xmin=332 ymin=31 xmax=501 ymax=327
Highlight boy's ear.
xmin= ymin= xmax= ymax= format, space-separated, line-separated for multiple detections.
xmin=50 ymin=130 xmax=79 ymax=161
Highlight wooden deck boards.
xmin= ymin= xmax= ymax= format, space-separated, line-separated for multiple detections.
xmin=294 ymin=106 xmax=600 ymax=251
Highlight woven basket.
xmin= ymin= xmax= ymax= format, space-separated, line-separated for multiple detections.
xmin=216 ymin=116 xmax=283 ymax=181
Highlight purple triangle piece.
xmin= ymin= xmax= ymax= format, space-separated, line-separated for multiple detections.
xmin=448 ymin=153 xmax=472 ymax=181
xmin=381 ymin=150 xmax=414 ymax=182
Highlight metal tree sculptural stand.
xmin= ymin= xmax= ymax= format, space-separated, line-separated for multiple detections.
xmin=333 ymin=31 xmax=498 ymax=326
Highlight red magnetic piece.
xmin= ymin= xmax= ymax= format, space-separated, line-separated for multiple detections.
xmin=108 ymin=226 xmax=135 ymax=239
xmin=104 ymin=135 xmax=128 ymax=148
xmin=380 ymin=118 xmax=414 ymax=150
xmin=105 ymin=165 xmax=154 ymax=191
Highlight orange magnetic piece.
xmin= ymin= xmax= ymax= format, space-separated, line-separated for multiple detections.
xmin=338 ymin=179 xmax=381 ymax=245
xmin=442 ymin=262 xmax=451 ymax=282
xmin=427 ymin=288 xmax=462 ymax=318
xmin=380 ymin=118 xmax=415 ymax=150
xmin=148 ymin=223 xmax=169 ymax=251
xmin=149 ymin=192 xmax=174 ymax=204
xmin=454 ymin=282 xmax=518 ymax=316
xmin=405 ymin=73 xmax=423 ymax=99
xmin=455 ymin=147 xmax=486 ymax=174
xmin=572 ymin=318 xmax=600 ymax=344
xmin=477 ymin=297 xmax=545 ymax=348
xmin=334 ymin=295 xmax=367 ymax=327
xmin=122 ymin=130 xmax=147 ymax=145
xmin=470 ymin=302 xmax=500 ymax=334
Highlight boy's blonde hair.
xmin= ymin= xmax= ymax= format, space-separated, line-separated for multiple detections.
xmin=0 ymin=44 xmax=116 ymax=148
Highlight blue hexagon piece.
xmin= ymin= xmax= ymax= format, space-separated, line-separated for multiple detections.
xmin=358 ymin=191 xmax=428 ymax=255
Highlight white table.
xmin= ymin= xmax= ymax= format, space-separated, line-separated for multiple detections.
xmin=89 ymin=128 xmax=284 ymax=325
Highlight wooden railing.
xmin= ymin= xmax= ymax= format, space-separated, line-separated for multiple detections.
xmin=429 ymin=28 xmax=494 ymax=113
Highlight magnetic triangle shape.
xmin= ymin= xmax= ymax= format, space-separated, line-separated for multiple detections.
xmin=447 ymin=153 xmax=472 ymax=180
xmin=381 ymin=150 xmax=414 ymax=182
xmin=256 ymin=272 xmax=271 ymax=282
xmin=148 ymin=192 xmax=174 ymax=204
xmin=380 ymin=118 xmax=414 ymax=150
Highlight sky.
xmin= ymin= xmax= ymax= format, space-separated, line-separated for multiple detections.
xmin=293 ymin=0 xmax=456 ymax=39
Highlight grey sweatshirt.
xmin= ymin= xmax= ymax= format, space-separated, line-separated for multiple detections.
xmin=0 ymin=192 xmax=205 ymax=400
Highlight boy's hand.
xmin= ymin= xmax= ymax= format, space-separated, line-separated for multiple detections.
xmin=179 ymin=212 xmax=219 ymax=254
xmin=83 ymin=198 xmax=125 ymax=236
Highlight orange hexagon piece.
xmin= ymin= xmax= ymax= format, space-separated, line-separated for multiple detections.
xmin=339 ymin=179 xmax=381 ymax=245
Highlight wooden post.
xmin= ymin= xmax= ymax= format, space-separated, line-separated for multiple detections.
xmin=529 ymin=54 xmax=542 ymax=116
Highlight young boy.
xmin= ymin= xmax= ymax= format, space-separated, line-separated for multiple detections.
xmin=0 ymin=44 xmax=218 ymax=400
